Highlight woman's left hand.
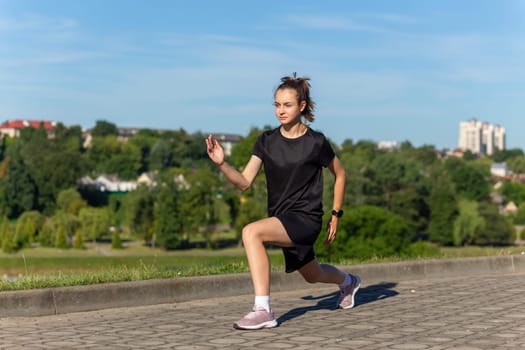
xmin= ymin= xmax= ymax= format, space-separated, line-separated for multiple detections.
xmin=325 ymin=217 xmax=338 ymax=245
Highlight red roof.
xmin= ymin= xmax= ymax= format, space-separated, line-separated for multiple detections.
xmin=0 ymin=119 xmax=56 ymax=130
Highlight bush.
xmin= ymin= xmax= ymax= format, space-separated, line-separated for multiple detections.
xmin=112 ymin=230 xmax=123 ymax=249
xmin=55 ymin=225 xmax=69 ymax=249
xmin=1 ymin=216 xmax=16 ymax=253
xmin=38 ymin=220 xmax=55 ymax=247
xmin=475 ymin=202 xmax=516 ymax=245
xmin=73 ymin=229 xmax=85 ymax=249
xmin=316 ymin=205 xmax=415 ymax=260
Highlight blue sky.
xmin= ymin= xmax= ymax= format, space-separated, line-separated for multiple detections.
xmin=1 ymin=0 xmax=524 ymax=150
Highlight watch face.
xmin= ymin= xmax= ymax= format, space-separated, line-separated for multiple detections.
xmin=332 ymin=210 xmax=343 ymax=217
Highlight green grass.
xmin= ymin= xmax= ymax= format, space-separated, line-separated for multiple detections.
xmin=439 ymin=245 xmax=525 ymax=258
xmin=0 ymin=242 xmax=285 ymax=291
xmin=0 ymin=256 xmax=266 ymax=291
xmin=0 ymin=242 xmax=524 ymax=291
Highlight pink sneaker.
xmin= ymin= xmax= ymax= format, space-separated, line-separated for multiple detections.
xmin=233 ymin=306 xmax=278 ymax=330
xmin=337 ymin=274 xmax=361 ymax=309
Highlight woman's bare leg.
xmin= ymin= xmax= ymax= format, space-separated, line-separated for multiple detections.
xmin=241 ymin=217 xmax=294 ymax=296
xmin=298 ymin=259 xmax=346 ymax=285
xmin=299 ymin=258 xmax=361 ymax=310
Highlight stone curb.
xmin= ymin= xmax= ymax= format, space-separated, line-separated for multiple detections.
xmin=1 ymin=254 xmax=524 ymax=317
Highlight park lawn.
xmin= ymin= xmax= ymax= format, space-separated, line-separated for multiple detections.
xmin=0 ymin=242 xmax=523 ymax=291
xmin=439 ymin=245 xmax=525 ymax=258
xmin=0 ymin=242 xmax=285 ymax=291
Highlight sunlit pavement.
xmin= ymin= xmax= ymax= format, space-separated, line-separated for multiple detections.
xmin=1 ymin=272 xmax=524 ymax=349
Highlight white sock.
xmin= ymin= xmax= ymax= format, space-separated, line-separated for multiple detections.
xmin=254 ymin=295 xmax=270 ymax=312
xmin=339 ymin=274 xmax=352 ymax=289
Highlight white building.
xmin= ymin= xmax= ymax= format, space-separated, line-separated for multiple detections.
xmin=458 ymin=119 xmax=505 ymax=155
xmin=377 ymin=140 xmax=399 ymax=151
xmin=490 ymin=162 xmax=511 ymax=177
xmin=214 ymin=133 xmax=242 ymax=156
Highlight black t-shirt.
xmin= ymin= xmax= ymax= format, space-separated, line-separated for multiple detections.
xmin=252 ymin=127 xmax=335 ymax=219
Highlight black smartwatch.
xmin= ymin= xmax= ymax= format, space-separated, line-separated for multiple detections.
xmin=331 ymin=209 xmax=344 ymax=218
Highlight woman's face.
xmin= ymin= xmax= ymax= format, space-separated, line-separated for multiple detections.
xmin=274 ymin=88 xmax=306 ymax=126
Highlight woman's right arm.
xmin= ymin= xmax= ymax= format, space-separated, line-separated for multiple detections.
xmin=206 ymin=134 xmax=262 ymax=191
xmin=217 ymin=155 xmax=262 ymax=191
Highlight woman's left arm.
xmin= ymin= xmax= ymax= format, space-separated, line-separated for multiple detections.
xmin=325 ymin=155 xmax=346 ymax=244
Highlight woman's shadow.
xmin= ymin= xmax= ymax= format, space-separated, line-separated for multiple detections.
xmin=277 ymin=282 xmax=399 ymax=325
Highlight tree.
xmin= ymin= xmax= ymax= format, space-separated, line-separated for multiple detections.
xmin=338 ymin=152 xmax=372 ymax=208
xmin=445 ymin=158 xmax=489 ymax=201
xmin=43 ymin=211 xmax=81 ymax=246
xmin=229 ymin=127 xmax=273 ymax=168
xmin=500 ymin=182 xmax=525 ymax=206
xmin=369 ymin=153 xmax=408 ymax=209
xmin=12 ymin=221 xmax=28 ymax=250
xmin=352 ymin=140 xmax=379 ymax=160
xmin=0 ymin=215 xmax=16 ymax=253
xmin=153 ymin=180 xmax=182 ymax=249
xmin=87 ymin=136 xmax=142 ymax=180
xmin=492 ymin=148 xmax=524 ymax=163
xmin=407 ymin=145 xmax=438 ymax=167
xmin=0 ymin=136 xmax=6 ymax=163
xmin=73 ymin=229 xmax=85 ymax=249
xmin=390 ymin=186 xmax=429 ymax=233
xmin=54 ymin=124 xmax=84 ymax=151
xmin=168 ymin=130 xmax=192 ymax=167
xmin=363 ymin=152 xmax=430 ymax=232
xmin=453 ymin=199 xmax=484 ymax=246
xmin=86 ymin=135 xmax=120 ymax=170
xmin=507 ymin=156 xmax=525 ymax=174
xmin=462 ymin=150 xmax=477 ymax=161
xmin=179 ymin=167 xmax=221 ymax=247
xmin=55 ymin=225 xmax=69 ymax=249
xmin=124 ymin=185 xmax=155 ymax=242
xmin=57 ymin=188 xmax=87 ymax=215
xmin=149 ymin=139 xmax=173 ymax=171
xmin=15 ymin=211 xmax=44 ymax=248
xmin=475 ymin=202 xmax=515 ymax=245
xmin=104 ymin=141 xmax=142 ymax=180
xmin=111 ymin=230 xmax=123 ymax=249
xmin=222 ymin=187 xmax=241 ymax=227
xmin=17 ymin=125 xmax=87 ymax=215
xmin=128 ymin=130 xmax=158 ymax=174
xmin=513 ymin=203 xmax=525 ymax=225
xmin=427 ymin=168 xmax=458 ymax=245
xmin=78 ymin=207 xmax=112 ymax=242
xmin=39 ymin=220 xmax=55 ymax=247
xmin=1 ymin=146 xmax=38 ymax=217
xmin=91 ymin=120 xmax=118 ymax=137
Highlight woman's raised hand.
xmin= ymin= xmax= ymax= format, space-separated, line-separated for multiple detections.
xmin=205 ymin=134 xmax=225 ymax=166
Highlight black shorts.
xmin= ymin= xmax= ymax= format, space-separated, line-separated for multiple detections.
xmin=275 ymin=213 xmax=322 ymax=273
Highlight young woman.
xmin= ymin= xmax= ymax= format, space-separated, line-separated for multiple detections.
xmin=205 ymin=75 xmax=361 ymax=330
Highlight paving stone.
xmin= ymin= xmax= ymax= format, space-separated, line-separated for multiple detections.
xmin=0 ymin=272 xmax=524 ymax=349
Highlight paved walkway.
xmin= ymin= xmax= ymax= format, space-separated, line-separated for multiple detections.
xmin=1 ymin=272 xmax=524 ymax=349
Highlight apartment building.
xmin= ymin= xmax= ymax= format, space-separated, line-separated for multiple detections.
xmin=458 ymin=119 xmax=505 ymax=155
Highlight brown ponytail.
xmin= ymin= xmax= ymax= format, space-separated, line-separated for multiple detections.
xmin=275 ymin=74 xmax=315 ymax=123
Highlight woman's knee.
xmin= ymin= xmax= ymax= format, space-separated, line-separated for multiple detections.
xmin=242 ymin=223 xmax=261 ymax=245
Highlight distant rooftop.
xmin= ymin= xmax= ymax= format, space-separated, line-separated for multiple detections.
xmin=0 ymin=119 xmax=56 ymax=130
